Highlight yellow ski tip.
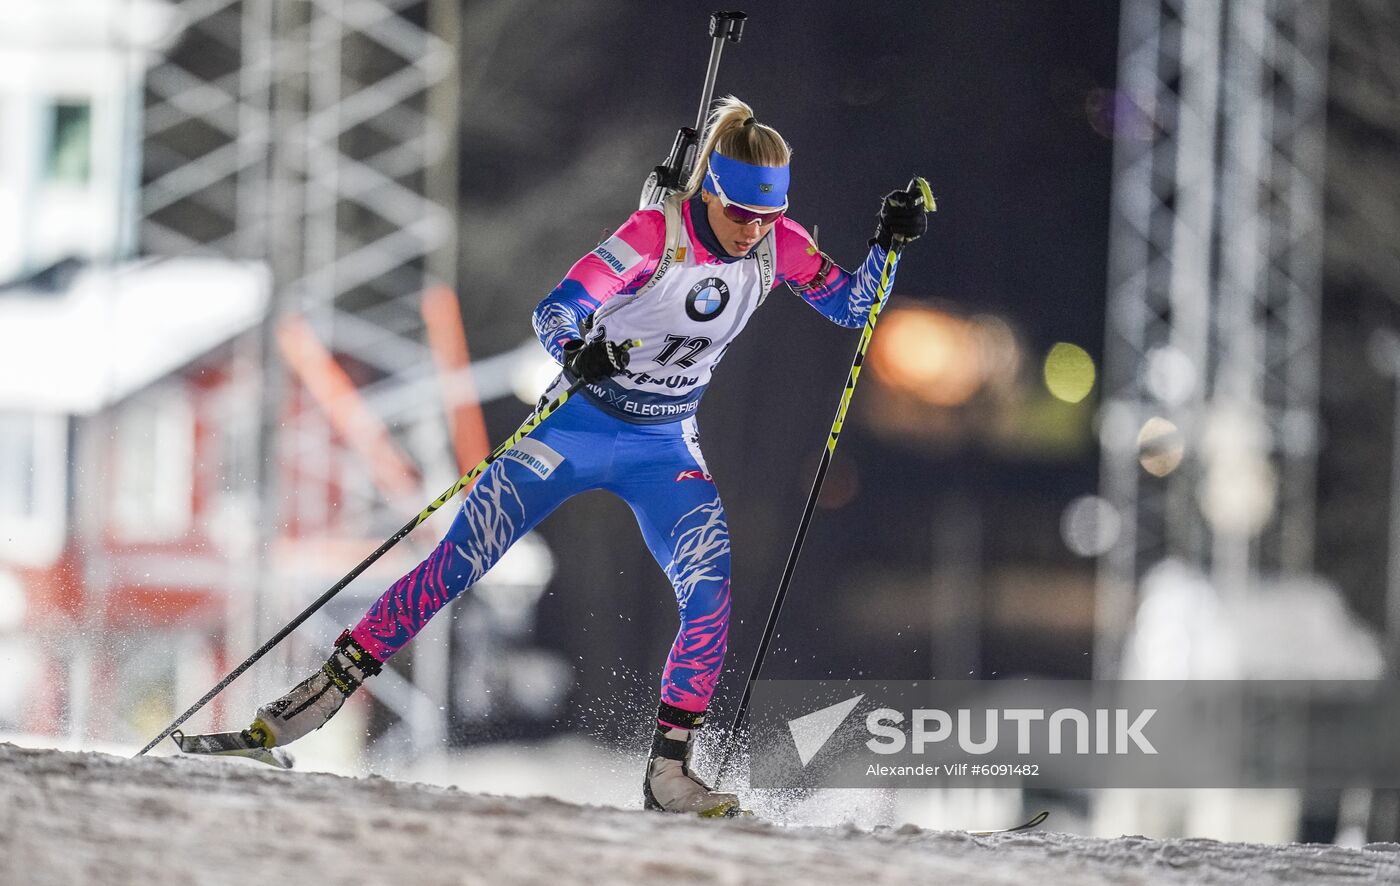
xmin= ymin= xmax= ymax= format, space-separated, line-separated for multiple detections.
xmin=697 ymin=799 xmax=746 ymax=819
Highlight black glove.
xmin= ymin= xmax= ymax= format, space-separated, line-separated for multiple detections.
xmin=563 ymin=338 xmax=630 ymax=382
xmin=871 ymin=186 xmax=929 ymax=250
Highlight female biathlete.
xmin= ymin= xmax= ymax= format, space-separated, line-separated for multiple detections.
xmin=247 ymin=96 xmax=927 ymax=816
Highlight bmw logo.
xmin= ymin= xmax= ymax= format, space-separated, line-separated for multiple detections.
xmin=686 ymin=278 xmax=730 ymax=322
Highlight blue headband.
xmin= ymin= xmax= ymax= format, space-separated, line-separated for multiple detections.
xmin=703 ymin=150 xmax=790 ymax=209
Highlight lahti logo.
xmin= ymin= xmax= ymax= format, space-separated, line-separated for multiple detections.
xmin=685 ymin=278 xmax=730 ymax=322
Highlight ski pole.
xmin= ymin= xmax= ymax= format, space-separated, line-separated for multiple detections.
xmin=134 ymin=342 xmax=638 ymax=758
xmin=714 ymin=180 xmax=935 ymax=786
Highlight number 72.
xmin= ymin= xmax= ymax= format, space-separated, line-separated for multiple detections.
xmin=655 ymin=334 xmax=712 ymax=369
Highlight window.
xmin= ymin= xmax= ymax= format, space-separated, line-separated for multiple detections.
xmin=0 ymin=412 xmax=69 ymax=566
xmin=46 ymin=102 xmax=92 ymax=184
xmin=112 ymin=390 xmax=194 ymax=542
xmin=0 ymin=414 xmax=39 ymax=522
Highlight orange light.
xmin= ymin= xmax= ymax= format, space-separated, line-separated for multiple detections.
xmin=869 ymin=304 xmax=988 ymax=407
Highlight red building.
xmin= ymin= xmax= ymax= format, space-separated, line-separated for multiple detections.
xmin=0 ymin=257 xmax=269 ymax=742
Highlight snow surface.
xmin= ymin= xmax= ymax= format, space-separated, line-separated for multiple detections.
xmin=3 ymin=742 xmax=1400 ymax=886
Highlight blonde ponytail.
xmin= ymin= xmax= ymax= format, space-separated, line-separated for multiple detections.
xmin=683 ymin=96 xmax=792 ymax=198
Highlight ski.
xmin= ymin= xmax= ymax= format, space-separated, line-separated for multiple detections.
xmin=170 ymin=728 xmax=294 ymax=770
xmin=968 ymin=810 xmax=1049 ymax=836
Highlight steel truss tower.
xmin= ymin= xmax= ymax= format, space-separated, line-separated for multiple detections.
xmin=1328 ymin=2 xmax=1400 ymax=674
xmin=138 ymin=0 xmax=460 ymax=749
xmin=1098 ymin=0 xmax=1328 ymax=675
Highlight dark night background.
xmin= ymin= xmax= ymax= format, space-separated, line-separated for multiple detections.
xmin=449 ymin=1 xmax=1121 ymax=739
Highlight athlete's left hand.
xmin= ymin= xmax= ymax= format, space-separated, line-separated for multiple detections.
xmin=563 ymin=338 xmax=630 ymax=382
xmin=871 ymin=186 xmax=929 ymax=250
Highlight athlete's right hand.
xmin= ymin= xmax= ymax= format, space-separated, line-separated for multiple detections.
xmin=563 ymin=338 xmax=631 ymax=382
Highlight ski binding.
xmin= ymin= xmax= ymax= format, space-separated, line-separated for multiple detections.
xmin=171 ymin=728 xmax=294 ymax=770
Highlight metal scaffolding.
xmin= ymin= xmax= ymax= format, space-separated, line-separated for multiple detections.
xmin=138 ymin=0 xmax=460 ymax=751
xmin=1329 ymin=1 xmax=1400 ymax=675
xmin=1097 ymin=0 xmax=1329 ymax=675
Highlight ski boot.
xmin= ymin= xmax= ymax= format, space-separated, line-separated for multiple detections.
xmin=248 ymin=630 xmax=382 ymax=748
xmin=642 ymin=702 xmax=740 ymax=817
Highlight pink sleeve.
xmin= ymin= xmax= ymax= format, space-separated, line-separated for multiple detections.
xmin=562 ymin=208 xmax=667 ymax=304
xmin=774 ymin=216 xmax=826 ymax=287
xmin=774 ymin=215 xmax=884 ymax=329
xmin=533 ymin=208 xmax=667 ymax=361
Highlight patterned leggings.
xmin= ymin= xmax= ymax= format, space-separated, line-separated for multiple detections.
xmin=349 ymin=395 xmax=731 ymax=713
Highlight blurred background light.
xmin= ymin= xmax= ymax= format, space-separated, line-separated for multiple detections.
xmin=1083 ymin=87 xmax=1157 ymax=142
xmin=1061 ymin=495 xmax=1121 ymax=557
xmin=968 ymin=314 xmax=1022 ymax=390
xmin=1200 ymin=453 xmax=1278 ymax=536
xmin=1043 ymin=342 xmax=1096 ymax=403
xmin=1144 ymin=344 xmax=1197 ymax=406
xmin=1199 ymin=406 xmax=1278 ymax=536
xmin=1136 ymin=416 xmax=1184 ymax=477
xmin=867 ymin=303 xmax=986 ymax=407
xmin=1097 ymin=400 xmax=1138 ymax=452
xmin=513 ymin=350 xmax=561 ymax=405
